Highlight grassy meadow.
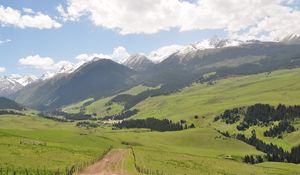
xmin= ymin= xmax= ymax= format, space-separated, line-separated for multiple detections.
xmin=2 ymin=68 xmax=300 ymax=174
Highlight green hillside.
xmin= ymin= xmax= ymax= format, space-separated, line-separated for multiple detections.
xmin=133 ymin=68 xmax=300 ymax=122
xmin=62 ymin=84 xmax=159 ymax=117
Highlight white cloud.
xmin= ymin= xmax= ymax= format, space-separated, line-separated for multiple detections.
xmin=19 ymin=55 xmax=73 ymax=71
xmin=19 ymin=55 xmax=55 ymax=70
xmin=58 ymin=0 xmax=300 ymax=40
xmin=111 ymin=46 xmax=130 ymax=63
xmin=0 ymin=67 xmax=6 ymax=73
xmin=75 ymin=53 xmax=109 ymax=62
xmin=19 ymin=46 xmax=130 ymax=75
xmin=75 ymin=46 xmax=130 ymax=64
xmin=0 ymin=5 xmax=62 ymax=29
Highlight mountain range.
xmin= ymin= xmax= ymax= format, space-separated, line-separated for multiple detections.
xmin=0 ymin=75 xmax=38 ymax=97
xmin=2 ymin=36 xmax=300 ymax=110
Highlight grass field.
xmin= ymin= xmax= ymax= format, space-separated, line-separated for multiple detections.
xmin=2 ymin=114 xmax=300 ymax=174
xmin=0 ymin=115 xmax=115 ymax=173
xmin=3 ymin=68 xmax=300 ymax=174
xmin=133 ymin=68 xmax=300 ymax=123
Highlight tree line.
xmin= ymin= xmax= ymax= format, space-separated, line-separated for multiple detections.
xmin=102 ymin=109 xmax=139 ymax=120
xmin=76 ymin=121 xmax=99 ymax=128
xmin=263 ymin=120 xmax=296 ymax=138
xmin=215 ymin=104 xmax=300 ymax=131
xmin=0 ymin=110 xmax=25 ymax=116
xmin=214 ymin=107 xmax=242 ymax=124
xmin=244 ymin=104 xmax=300 ymax=125
xmin=236 ymin=131 xmax=300 ymax=164
xmin=113 ymin=117 xmax=195 ymax=132
xmin=39 ymin=110 xmax=93 ymax=121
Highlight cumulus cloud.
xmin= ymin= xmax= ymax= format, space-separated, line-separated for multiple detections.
xmin=0 ymin=67 xmax=6 ymax=73
xmin=111 ymin=47 xmax=130 ymax=63
xmin=57 ymin=0 xmax=300 ymax=40
xmin=19 ymin=55 xmax=73 ymax=71
xmin=0 ymin=5 xmax=61 ymax=29
xmin=76 ymin=46 xmax=130 ymax=64
xmin=19 ymin=55 xmax=55 ymax=70
xmin=19 ymin=46 xmax=130 ymax=74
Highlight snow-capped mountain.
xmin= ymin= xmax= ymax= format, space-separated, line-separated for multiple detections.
xmin=177 ymin=37 xmax=244 ymax=56
xmin=0 ymin=76 xmax=23 ymax=97
xmin=0 ymin=75 xmax=38 ymax=97
xmin=40 ymin=72 xmax=56 ymax=80
xmin=40 ymin=63 xmax=77 ymax=80
xmin=147 ymin=37 xmax=247 ymax=63
xmin=124 ymin=54 xmax=154 ymax=71
xmin=9 ymin=74 xmax=38 ymax=86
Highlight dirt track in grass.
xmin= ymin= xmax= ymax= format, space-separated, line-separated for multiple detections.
xmin=77 ymin=149 xmax=130 ymax=175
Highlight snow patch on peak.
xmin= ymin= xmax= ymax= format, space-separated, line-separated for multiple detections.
xmin=9 ymin=74 xmax=38 ymax=86
xmin=124 ymin=54 xmax=154 ymax=71
xmin=40 ymin=71 xmax=56 ymax=80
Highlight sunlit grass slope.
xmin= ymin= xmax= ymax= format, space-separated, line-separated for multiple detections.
xmin=133 ymin=68 xmax=300 ymax=122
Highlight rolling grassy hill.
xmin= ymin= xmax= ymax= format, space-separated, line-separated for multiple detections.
xmin=62 ymin=85 xmax=160 ymax=117
xmin=132 ymin=68 xmax=300 ymax=122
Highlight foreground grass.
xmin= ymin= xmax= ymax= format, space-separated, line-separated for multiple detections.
xmin=1 ymin=115 xmax=300 ymax=174
xmin=0 ymin=115 xmax=115 ymax=173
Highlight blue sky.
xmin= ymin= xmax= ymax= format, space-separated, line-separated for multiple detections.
xmin=0 ymin=0 xmax=299 ymax=76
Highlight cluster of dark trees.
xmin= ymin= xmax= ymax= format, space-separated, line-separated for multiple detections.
xmin=244 ymin=155 xmax=264 ymax=164
xmin=76 ymin=121 xmax=99 ymax=128
xmin=37 ymin=113 xmax=69 ymax=122
xmin=237 ymin=131 xmax=300 ymax=164
xmin=113 ymin=117 xmax=195 ymax=132
xmin=102 ymin=109 xmax=139 ymax=120
xmin=245 ymin=104 xmax=300 ymax=124
xmin=47 ymin=110 xmax=93 ymax=120
xmin=235 ymin=104 xmax=300 ymax=131
xmin=214 ymin=107 xmax=242 ymax=124
xmin=263 ymin=120 xmax=296 ymax=138
xmin=38 ymin=110 xmax=94 ymax=122
xmin=0 ymin=110 xmax=24 ymax=116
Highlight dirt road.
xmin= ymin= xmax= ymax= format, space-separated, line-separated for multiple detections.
xmin=77 ymin=149 xmax=130 ymax=175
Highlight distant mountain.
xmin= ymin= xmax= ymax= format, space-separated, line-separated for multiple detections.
xmin=40 ymin=71 xmax=57 ymax=80
xmin=0 ymin=76 xmax=23 ymax=97
xmin=11 ymin=38 xmax=300 ymax=111
xmin=10 ymin=74 xmax=38 ymax=86
xmin=14 ymin=58 xmax=138 ymax=110
xmin=146 ymin=41 xmax=300 ymax=91
xmin=0 ymin=97 xmax=24 ymax=110
xmin=124 ymin=54 xmax=155 ymax=71
xmin=0 ymin=75 xmax=38 ymax=97
xmin=281 ymin=34 xmax=300 ymax=45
